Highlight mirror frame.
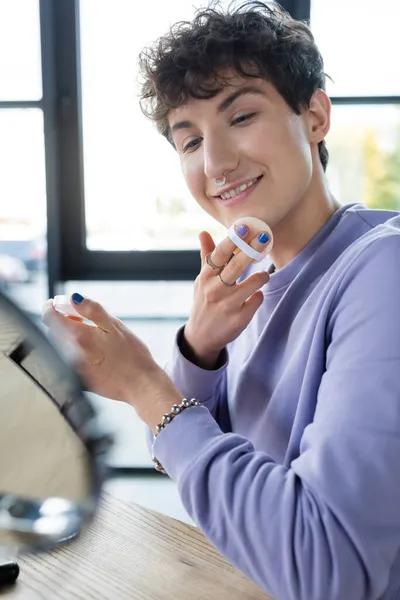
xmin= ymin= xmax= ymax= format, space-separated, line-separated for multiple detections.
xmin=0 ymin=290 xmax=114 ymax=553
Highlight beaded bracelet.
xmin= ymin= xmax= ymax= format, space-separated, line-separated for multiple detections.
xmin=151 ymin=398 xmax=202 ymax=474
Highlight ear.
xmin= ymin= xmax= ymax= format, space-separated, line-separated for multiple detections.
xmin=307 ymin=88 xmax=331 ymax=144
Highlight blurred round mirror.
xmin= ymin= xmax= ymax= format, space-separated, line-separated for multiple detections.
xmin=0 ymin=291 xmax=112 ymax=555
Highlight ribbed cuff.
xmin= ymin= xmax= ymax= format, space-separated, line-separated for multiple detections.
xmin=152 ymin=406 xmax=224 ymax=481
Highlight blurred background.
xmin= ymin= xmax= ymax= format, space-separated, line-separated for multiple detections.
xmin=1 ymin=0 xmax=399 ymax=523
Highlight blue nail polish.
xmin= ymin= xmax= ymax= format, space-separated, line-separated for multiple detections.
xmin=72 ymin=293 xmax=84 ymax=305
xmin=258 ymin=233 xmax=269 ymax=244
xmin=237 ymin=225 xmax=248 ymax=237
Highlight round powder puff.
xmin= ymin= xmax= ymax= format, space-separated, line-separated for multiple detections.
xmin=228 ymin=216 xmax=273 ymax=262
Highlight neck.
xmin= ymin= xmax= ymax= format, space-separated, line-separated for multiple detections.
xmin=269 ymin=173 xmax=341 ymax=271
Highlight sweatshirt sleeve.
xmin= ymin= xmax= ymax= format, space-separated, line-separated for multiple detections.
xmin=145 ymin=325 xmax=231 ymax=456
xmin=151 ymin=235 xmax=400 ymax=600
xmin=164 ymin=326 xmax=229 ymax=416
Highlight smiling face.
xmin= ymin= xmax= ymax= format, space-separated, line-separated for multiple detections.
xmin=168 ymin=75 xmax=328 ymax=231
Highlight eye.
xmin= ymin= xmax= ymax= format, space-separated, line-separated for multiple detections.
xmin=183 ymin=137 xmax=202 ymax=153
xmin=231 ymin=112 xmax=257 ymax=126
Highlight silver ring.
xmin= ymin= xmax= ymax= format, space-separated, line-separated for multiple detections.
xmin=205 ymin=253 xmax=224 ymax=271
xmin=218 ymin=272 xmax=236 ymax=287
xmin=214 ymin=175 xmax=226 ymax=188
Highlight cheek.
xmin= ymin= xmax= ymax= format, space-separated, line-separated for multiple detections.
xmin=181 ymin=156 xmax=205 ymax=202
xmin=255 ymin=117 xmax=312 ymax=181
xmin=181 ymin=160 xmax=195 ymax=191
xmin=236 ymin=119 xmax=288 ymax=168
xmin=286 ymin=116 xmax=313 ymax=163
xmin=181 ymin=156 xmax=220 ymax=220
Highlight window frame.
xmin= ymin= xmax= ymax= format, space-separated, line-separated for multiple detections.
xmin=40 ymin=0 xmax=204 ymax=297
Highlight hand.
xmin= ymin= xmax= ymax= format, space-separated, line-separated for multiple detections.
xmin=184 ymin=222 xmax=271 ymax=368
xmin=42 ymin=296 xmax=182 ymax=429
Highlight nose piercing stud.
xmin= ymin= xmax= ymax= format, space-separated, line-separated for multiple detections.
xmin=214 ymin=175 xmax=226 ymax=187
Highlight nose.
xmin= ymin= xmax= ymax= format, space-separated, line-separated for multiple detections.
xmin=203 ymin=132 xmax=239 ymax=182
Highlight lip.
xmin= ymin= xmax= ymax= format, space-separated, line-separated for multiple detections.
xmin=216 ymin=176 xmax=262 ymax=207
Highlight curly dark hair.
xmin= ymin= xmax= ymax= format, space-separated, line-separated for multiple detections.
xmin=139 ymin=0 xmax=329 ymax=170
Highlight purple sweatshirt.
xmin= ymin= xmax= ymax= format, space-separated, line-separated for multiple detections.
xmin=148 ymin=203 xmax=400 ymax=600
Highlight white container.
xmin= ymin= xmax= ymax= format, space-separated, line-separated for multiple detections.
xmin=53 ymin=295 xmax=82 ymax=318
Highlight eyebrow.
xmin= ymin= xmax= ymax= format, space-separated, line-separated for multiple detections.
xmin=169 ymin=86 xmax=266 ymax=135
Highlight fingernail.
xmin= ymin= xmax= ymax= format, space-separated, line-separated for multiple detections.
xmin=258 ymin=233 xmax=269 ymax=244
xmin=72 ymin=293 xmax=84 ymax=305
xmin=236 ymin=225 xmax=248 ymax=237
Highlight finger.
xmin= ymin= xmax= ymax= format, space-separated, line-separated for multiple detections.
xmin=42 ymin=300 xmax=87 ymax=364
xmin=41 ymin=298 xmax=55 ymax=326
xmin=42 ymin=298 xmax=92 ymax=337
xmin=218 ymin=230 xmax=271 ymax=285
xmin=235 ymin=270 xmax=270 ymax=301
xmin=73 ymin=332 xmax=105 ymax=368
xmin=42 ymin=299 xmax=85 ymax=329
xmin=204 ymin=223 xmax=248 ymax=274
xmin=67 ymin=314 xmax=85 ymax=323
xmin=199 ymin=231 xmax=216 ymax=266
xmin=42 ymin=299 xmax=72 ymax=329
xmin=69 ymin=294 xmax=114 ymax=332
xmin=46 ymin=305 xmax=106 ymax=368
xmin=242 ymin=290 xmax=265 ymax=321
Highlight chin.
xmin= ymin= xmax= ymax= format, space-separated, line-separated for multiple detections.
xmin=221 ymin=207 xmax=271 ymax=229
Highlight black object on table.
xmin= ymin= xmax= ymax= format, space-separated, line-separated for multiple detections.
xmin=0 ymin=562 xmax=20 ymax=587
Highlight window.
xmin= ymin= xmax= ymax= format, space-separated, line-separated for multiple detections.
xmin=0 ymin=1 xmax=48 ymax=309
xmin=0 ymin=0 xmax=42 ymax=100
xmin=79 ymin=0 xmax=226 ymax=255
xmin=310 ymin=0 xmax=400 ymax=209
xmin=311 ymin=0 xmax=399 ymax=97
xmin=327 ymin=105 xmax=400 ymax=209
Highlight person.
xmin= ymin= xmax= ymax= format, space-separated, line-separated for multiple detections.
xmin=42 ymin=2 xmax=400 ymax=598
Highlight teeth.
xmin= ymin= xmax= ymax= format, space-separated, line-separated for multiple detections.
xmin=221 ymin=178 xmax=257 ymax=200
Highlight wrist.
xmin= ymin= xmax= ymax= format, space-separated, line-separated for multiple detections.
xmin=130 ymin=372 xmax=183 ymax=433
xmin=150 ymin=398 xmax=203 ymax=473
xmin=143 ymin=398 xmax=180 ymax=434
xmin=181 ymin=326 xmax=223 ymax=369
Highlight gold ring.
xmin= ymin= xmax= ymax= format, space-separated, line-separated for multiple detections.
xmin=218 ymin=272 xmax=236 ymax=287
xmin=205 ymin=252 xmax=225 ymax=271
xmin=91 ymin=354 xmax=105 ymax=367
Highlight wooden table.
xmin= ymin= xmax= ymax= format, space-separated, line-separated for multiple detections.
xmin=1 ymin=493 xmax=272 ymax=599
